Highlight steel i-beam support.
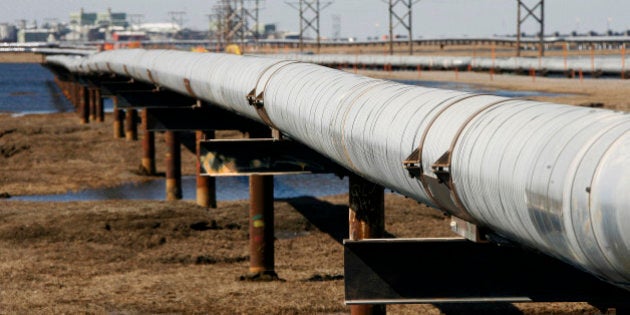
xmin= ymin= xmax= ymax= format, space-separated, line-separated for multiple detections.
xmin=125 ymin=108 xmax=138 ymax=141
xmin=196 ymin=130 xmax=217 ymax=208
xmin=349 ymin=174 xmax=386 ymax=315
xmin=516 ymin=0 xmax=545 ymax=57
xmin=141 ymin=109 xmax=156 ymax=175
xmin=165 ymin=131 xmax=182 ymax=200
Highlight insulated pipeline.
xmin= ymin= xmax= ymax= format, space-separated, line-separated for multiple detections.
xmin=46 ymin=50 xmax=630 ymax=291
xmin=267 ymin=53 xmax=630 ymax=75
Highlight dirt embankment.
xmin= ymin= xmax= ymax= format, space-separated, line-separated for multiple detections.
xmin=0 ymin=52 xmax=43 ymax=63
xmin=0 ymin=73 xmax=623 ymax=313
xmin=358 ymin=69 xmax=630 ymax=112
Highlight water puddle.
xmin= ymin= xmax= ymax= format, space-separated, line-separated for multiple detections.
xmin=11 ymin=174 xmax=349 ymax=202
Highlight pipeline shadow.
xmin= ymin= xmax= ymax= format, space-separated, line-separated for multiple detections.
xmin=282 ymin=196 xmax=395 ymax=244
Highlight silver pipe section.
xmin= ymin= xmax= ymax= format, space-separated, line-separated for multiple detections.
xmin=46 ymin=50 xmax=630 ymax=291
xmin=266 ymin=53 xmax=630 ymax=75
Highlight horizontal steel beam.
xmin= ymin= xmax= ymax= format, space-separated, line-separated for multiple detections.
xmin=199 ymin=138 xmax=346 ymax=176
xmin=344 ymin=238 xmax=630 ymax=307
xmin=112 ymin=90 xmax=197 ymax=108
xmin=145 ymin=107 xmax=268 ymax=132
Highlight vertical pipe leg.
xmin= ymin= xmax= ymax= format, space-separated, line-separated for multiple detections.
xmin=195 ymin=130 xmax=216 ymax=208
xmin=79 ymin=85 xmax=89 ymax=124
xmin=95 ymin=89 xmax=104 ymax=122
xmin=165 ymin=131 xmax=182 ymax=201
xmin=349 ymin=174 xmax=385 ymax=315
xmin=141 ymin=109 xmax=156 ymax=175
xmin=125 ymin=108 xmax=138 ymax=141
xmin=88 ymin=88 xmax=96 ymax=122
xmin=71 ymin=81 xmax=79 ymax=108
xmin=248 ymin=175 xmax=276 ymax=278
xmin=112 ymin=97 xmax=124 ymax=139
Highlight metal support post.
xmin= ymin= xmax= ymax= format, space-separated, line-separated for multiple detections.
xmin=349 ymin=173 xmax=385 ymax=315
xmin=165 ymin=131 xmax=182 ymax=201
xmin=112 ymin=97 xmax=124 ymax=139
xmin=248 ymin=174 xmax=275 ymax=275
xmin=141 ymin=109 xmax=156 ymax=175
xmin=125 ymin=108 xmax=138 ymax=141
xmin=79 ymin=85 xmax=89 ymax=124
xmin=196 ymin=130 xmax=217 ymax=208
xmin=95 ymin=89 xmax=104 ymax=122
xmin=70 ymin=81 xmax=79 ymax=108
xmin=88 ymin=88 xmax=96 ymax=122
xmin=243 ymin=127 xmax=277 ymax=280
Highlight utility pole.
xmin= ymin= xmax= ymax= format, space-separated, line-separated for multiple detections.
xmin=214 ymin=0 xmax=262 ymax=50
xmin=243 ymin=0 xmax=262 ymax=46
xmin=332 ymin=14 xmax=341 ymax=41
xmin=168 ymin=11 xmax=186 ymax=29
xmin=286 ymin=0 xmax=333 ymax=53
xmin=516 ymin=0 xmax=545 ymax=57
xmin=129 ymin=14 xmax=145 ymax=28
xmin=385 ymin=0 xmax=421 ymax=55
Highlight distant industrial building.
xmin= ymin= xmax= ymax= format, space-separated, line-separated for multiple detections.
xmin=67 ymin=8 xmax=128 ymax=41
xmin=130 ymin=23 xmax=179 ymax=41
xmin=0 ymin=23 xmax=17 ymax=42
xmin=17 ymin=29 xmax=56 ymax=43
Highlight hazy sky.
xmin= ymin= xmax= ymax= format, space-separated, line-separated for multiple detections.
xmin=1 ymin=0 xmax=628 ymax=39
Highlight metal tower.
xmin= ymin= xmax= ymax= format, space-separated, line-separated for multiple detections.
xmin=286 ymin=0 xmax=333 ymax=53
xmin=332 ymin=14 xmax=341 ymax=41
xmin=211 ymin=0 xmax=262 ymax=50
xmin=386 ymin=0 xmax=421 ymax=55
xmin=168 ymin=11 xmax=186 ymax=29
xmin=516 ymin=0 xmax=545 ymax=57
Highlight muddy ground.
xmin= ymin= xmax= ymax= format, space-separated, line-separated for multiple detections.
xmin=0 ymin=70 xmax=627 ymax=314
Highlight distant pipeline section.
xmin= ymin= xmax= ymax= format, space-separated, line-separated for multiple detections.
xmin=46 ymin=50 xmax=629 ymax=291
xmin=266 ymin=53 xmax=630 ymax=77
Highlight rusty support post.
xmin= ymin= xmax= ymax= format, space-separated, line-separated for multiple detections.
xmin=141 ymin=109 xmax=156 ymax=175
xmin=349 ymin=173 xmax=385 ymax=315
xmin=79 ymin=85 xmax=89 ymax=124
xmin=88 ymin=88 xmax=96 ymax=122
xmin=249 ymin=175 xmax=275 ymax=275
xmin=95 ymin=89 xmax=104 ymax=122
xmin=244 ymin=127 xmax=277 ymax=279
xmin=125 ymin=108 xmax=138 ymax=141
xmin=195 ymin=130 xmax=217 ymax=208
xmin=112 ymin=97 xmax=124 ymax=139
xmin=71 ymin=81 xmax=79 ymax=108
xmin=165 ymin=131 xmax=182 ymax=201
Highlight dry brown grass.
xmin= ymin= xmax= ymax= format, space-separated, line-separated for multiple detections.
xmin=0 ymin=52 xmax=44 ymax=63
xmin=0 ymin=196 xmax=601 ymax=314
xmin=0 ymin=112 xmax=206 ymax=196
